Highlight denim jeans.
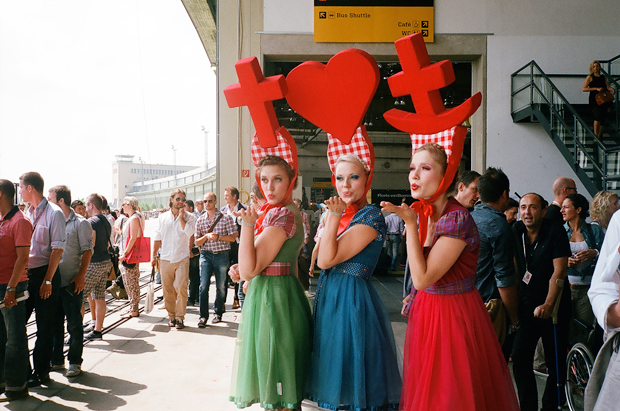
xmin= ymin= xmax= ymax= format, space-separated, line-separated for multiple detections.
xmin=199 ymin=250 xmax=229 ymax=319
xmin=52 ymin=285 xmax=84 ymax=366
xmin=25 ymin=266 xmax=61 ymax=376
xmin=0 ymin=280 xmax=29 ymax=391
xmin=386 ymin=234 xmax=401 ymax=270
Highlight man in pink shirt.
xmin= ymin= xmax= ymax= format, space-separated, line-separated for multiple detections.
xmin=0 ymin=179 xmax=32 ymax=401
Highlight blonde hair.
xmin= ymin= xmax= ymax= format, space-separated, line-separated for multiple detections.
xmin=590 ymin=190 xmax=618 ymax=228
xmin=123 ymin=196 xmax=139 ymax=211
xmin=335 ymin=154 xmax=370 ymax=174
xmin=589 ymin=60 xmax=601 ymax=75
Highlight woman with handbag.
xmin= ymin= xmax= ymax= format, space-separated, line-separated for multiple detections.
xmin=583 ymin=60 xmax=615 ymax=140
xmin=118 ymin=196 xmax=145 ymax=318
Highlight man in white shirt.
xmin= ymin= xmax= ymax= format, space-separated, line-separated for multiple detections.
xmin=151 ymin=189 xmax=196 ymax=329
xmin=586 ymin=210 xmax=620 ymax=410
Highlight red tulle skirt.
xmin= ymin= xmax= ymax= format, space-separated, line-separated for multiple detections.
xmin=401 ymin=288 xmax=519 ymax=411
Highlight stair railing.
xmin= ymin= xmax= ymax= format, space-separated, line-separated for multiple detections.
xmin=511 ymin=61 xmax=620 ymax=193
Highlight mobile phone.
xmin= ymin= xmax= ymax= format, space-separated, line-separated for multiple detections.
xmin=0 ymin=290 xmax=30 ymax=309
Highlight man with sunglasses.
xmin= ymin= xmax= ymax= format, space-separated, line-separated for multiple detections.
xmin=151 ymin=189 xmax=196 ymax=329
xmin=195 ymin=192 xmax=237 ymax=327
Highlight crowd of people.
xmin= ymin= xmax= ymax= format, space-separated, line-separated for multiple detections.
xmin=2 ymin=158 xmax=620 ymax=409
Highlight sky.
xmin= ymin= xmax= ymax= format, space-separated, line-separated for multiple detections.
xmin=0 ymin=0 xmax=216 ymax=201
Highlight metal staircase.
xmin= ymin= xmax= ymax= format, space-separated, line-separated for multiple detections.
xmin=511 ymin=59 xmax=620 ymax=195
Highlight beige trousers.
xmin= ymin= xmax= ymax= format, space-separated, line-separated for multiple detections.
xmin=160 ymin=258 xmax=189 ymax=320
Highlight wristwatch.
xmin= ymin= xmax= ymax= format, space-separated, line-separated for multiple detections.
xmin=5 ymin=286 xmax=16 ymax=293
xmin=44 ymin=280 xmax=52 ymax=285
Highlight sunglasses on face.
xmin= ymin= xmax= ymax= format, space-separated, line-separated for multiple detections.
xmin=204 ymin=199 xmax=215 ymax=203
xmin=175 ymin=197 xmax=186 ymax=202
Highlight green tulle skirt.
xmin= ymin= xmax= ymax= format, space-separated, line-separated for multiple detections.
xmin=229 ymin=274 xmax=313 ymax=409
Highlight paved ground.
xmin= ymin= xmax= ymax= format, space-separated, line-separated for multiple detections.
xmin=14 ymin=219 xmax=551 ymax=410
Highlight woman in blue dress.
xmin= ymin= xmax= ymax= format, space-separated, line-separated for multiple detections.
xmin=306 ymin=153 xmax=402 ymax=410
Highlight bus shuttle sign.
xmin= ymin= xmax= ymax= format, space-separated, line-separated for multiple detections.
xmin=314 ymin=0 xmax=434 ymax=43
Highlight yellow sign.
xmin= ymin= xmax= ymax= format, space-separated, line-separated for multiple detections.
xmin=313 ymin=181 xmax=334 ymax=188
xmin=315 ymin=1 xmax=434 ymax=43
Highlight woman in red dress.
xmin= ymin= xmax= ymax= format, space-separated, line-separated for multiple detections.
xmin=382 ymin=143 xmax=519 ymax=411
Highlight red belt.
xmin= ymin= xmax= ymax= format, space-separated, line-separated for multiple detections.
xmin=260 ymin=263 xmax=290 ymax=276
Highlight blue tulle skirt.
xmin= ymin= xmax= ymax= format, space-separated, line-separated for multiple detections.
xmin=306 ymin=270 xmax=402 ymax=410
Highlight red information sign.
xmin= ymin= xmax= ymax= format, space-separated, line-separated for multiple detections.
xmin=242 ymin=169 xmax=250 ymax=178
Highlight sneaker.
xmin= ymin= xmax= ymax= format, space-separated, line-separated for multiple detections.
xmin=175 ymin=320 xmax=185 ymax=330
xmin=232 ymin=300 xmax=240 ymax=309
xmin=197 ymin=317 xmax=208 ymax=328
xmin=168 ymin=318 xmax=176 ymax=327
xmin=66 ymin=364 xmax=82 ymax=377
xmin=64 ymin=335 xmax=71 ymax=346
xmin=83 ymin=322 xmax=95 ymax=333
xmin=50 ymin=363 xmax=65 ymax=371
xmin=0 ymin=387 xmax=29 ymax=402
xmin=305 ymin=290 xmax=316 ymax=298
xmin=212 ymin=315 xmax=222 ymax=324
xmin=84 ymin=330 xmax=103 ymax=341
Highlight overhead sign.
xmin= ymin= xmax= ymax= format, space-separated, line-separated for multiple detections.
xmin=314 ymin=0 xmax=434 ymax=43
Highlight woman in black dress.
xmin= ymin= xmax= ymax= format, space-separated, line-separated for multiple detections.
xmin=583 ymin=60 xmax=615 ymax=139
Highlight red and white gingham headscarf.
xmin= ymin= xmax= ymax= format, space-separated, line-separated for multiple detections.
xmin=409 ymin=125 xmax=467 ymax=246
xmin=326 ymin=126 xmax=375 ymax=235
xmin=251 ymin=126 xmax=298 ymax=236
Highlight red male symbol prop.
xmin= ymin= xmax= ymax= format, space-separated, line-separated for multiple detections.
xmin=384 ymin=33 xmax=481 ymax=135
xmin=223 ymin=56 xmax=287 ymax=148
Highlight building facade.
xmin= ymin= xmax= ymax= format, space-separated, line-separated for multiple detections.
xmin=185 ymin=0 xmax=620 ymax=202
xmin=111 ymin=155 xmax=199 ymax=208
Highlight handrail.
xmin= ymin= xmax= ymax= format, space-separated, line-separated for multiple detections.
xmin=512 ymin=61 xmax=605 ymax=150
xmin=599 ymin=53 xmax=620 ymax=65
xmin=528 ymin=82 xmax=604 ymax=176
xmin=510 ymin=60 xmax=615 ymax=191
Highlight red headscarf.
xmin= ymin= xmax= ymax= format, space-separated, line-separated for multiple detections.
xmin=409 ymin=126 xmax=467 ymax=247
xmin=326 ymin=126 xmax=375 ymax=235
xmin=251 ymin=127 xmax=298 ymax=236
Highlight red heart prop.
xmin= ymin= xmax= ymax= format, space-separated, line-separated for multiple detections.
xmin=285 ymin=49 xmax=379 ymax=144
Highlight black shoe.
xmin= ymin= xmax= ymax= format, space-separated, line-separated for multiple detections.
xmin=168 ymin=318 xmax=176 ymax=327
xmin=197 ymin=317 xmax=208 ymax=328
xmin=84 ymin=330 xmax=103 ymax=341
xmin=39 ymin=373 xmax=51 ymax=385
xmin=212 ymin=315 xmax=222 ymax=324
xmin=175 ymin=320 xmax=185 ymax=330
xmin=27 ymin=372 xmax=50 ymax=387
xmin=0 ymin=387 xmax=29 ymax=402
xmin=27 ymin=374 xmax=41 ymax=388
xmin=187 ymin=299 xmax=195 ymax=306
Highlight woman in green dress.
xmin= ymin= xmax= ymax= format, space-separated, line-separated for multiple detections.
xmin=229 ymin=155 xmax=313 ymax=410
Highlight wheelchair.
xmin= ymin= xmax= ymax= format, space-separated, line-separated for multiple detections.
xmin=565 ymin=318 xmax=603 ymax=411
